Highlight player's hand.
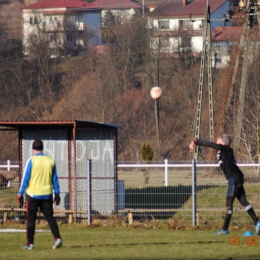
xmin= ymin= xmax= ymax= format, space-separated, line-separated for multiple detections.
xmin=54 ymin=194 xmax=61 ymax=206
xmin=18 ymin=195 xmax=23 ymax=205
xmin=189 ymin=139 xmax=196 ymax=152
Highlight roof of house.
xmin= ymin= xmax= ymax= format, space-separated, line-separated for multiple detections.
xmin=23 ymin=0 xmax=99 ymax=10
xmin=149 ymin=0 xmax=228 ymax=18
xmin=92 ymin=0 xmax=142 ymax=9
xmin=212 ymin=26 xmax=260 ymax=42
xmin=23 ymin=0 xmax=141 ymax=10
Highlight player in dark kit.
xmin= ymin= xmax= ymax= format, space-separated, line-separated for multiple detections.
xmin=189 ymin=134 xmax=260 ymax=235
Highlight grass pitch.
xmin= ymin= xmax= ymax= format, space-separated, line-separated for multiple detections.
xmin=0 ymin=225 xmax=259 ymax=260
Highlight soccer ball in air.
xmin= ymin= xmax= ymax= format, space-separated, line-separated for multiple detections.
xmin=150 ymin=86 xmax=162 ymax=100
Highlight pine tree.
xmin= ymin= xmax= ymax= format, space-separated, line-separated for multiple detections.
xmin=140 ymin=143 xmax=154 ymax=184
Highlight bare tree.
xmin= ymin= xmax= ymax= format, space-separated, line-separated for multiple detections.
xmin=238 ymin=48 xmax=260 ymax=168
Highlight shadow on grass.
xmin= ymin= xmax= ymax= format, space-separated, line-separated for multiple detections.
xmin=125 ymin=185 xmax=219 ymax=220
xmin=84 ymin=240 xmax=224 ymax=248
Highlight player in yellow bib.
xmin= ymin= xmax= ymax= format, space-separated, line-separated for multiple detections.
xmin=18 ymin=139 xmax=62 ymax=250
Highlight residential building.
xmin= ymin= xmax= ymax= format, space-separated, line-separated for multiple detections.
xmin=211 ymin=25 xmax=260 ymax=68
xmin=22 ymin=0 xmax=102 ymax=56
xmin=93 ymin=0 xmax=143 ymax=27
xmin=148 ymin=0 xmax=231 ymax=55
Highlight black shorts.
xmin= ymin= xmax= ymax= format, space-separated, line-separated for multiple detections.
xmin=226 ymin=177 xmax=249 ymax=208
xmin=227 ymin=177 xmax=244 ymax=197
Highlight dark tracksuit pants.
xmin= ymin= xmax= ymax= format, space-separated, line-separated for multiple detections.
xmin=224 ymin=178 xmax=258 ymax=230
xmin=26 ymin=195 xmax=61 ymax=245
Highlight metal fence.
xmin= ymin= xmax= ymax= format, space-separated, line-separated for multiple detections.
xmin=117 ymin=160 xmax=260 ymax=227
xmin=1 ymin=160 xmax=260 ymax=227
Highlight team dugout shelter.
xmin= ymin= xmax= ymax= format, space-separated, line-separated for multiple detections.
xmin=0 ymin=120 xmax=122 ymax=222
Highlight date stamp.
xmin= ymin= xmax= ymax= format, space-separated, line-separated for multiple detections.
xmin=229 ymin=236 xmax=258 ymax=246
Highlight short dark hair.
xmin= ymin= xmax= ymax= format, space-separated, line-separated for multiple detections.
xmin=32 ymin=139 xmax=43 ymax=150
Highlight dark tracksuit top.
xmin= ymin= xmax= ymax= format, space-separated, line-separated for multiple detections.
xmin=195 ymin=139 xmax=244 ymax=183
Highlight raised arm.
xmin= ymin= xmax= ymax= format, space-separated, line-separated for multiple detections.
xmin=189 ymin=139 xmax=221 ymax=152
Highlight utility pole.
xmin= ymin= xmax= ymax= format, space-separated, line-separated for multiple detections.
xmin=194 ymin=5 xmax=214 ymax=161
xmin=142 ymin=0 xmax=144 ymax=19
xmin=233 ymin=1 xmax=257 ymax=152
xmin=225 ymin=16 xmax=247 ymax=126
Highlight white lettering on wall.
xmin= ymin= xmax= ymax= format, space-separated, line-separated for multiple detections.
xmin=41 ymin=140 xmax=67 ymax=161
xmin=28 ymin=139 xmax=114 ymax=163
xmin=102 ymin=140 xmax=114 ymax=163
xmin=75 ymin=140 xmax=114 ymax=163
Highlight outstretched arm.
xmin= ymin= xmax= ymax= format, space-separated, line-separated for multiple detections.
xmin=189 ymin=139 xmax=221 ymax=152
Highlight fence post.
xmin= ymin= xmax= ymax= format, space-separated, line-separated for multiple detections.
xmin=192 ymin=159 xmax=197 ymax=226
xmin=88 ymin=159 xmax=92 ymax=225
xmin=118 ymin=180 xmax=125 ymax=213
xmin=7 ymin=160 xmax=11 ymax=188
xmin=164 ymin=159 xmax=168 ymax=187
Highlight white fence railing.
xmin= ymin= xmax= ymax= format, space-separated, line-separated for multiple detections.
xmin=3 ymin=159 xmax=260 ymax=226
xmin=117 ymin=159 xmax=260 ymax=187
xmin=0 ymin=160 xmax=19 ymax=188
xmin=118 ymin=159 xmax=260 ymax=226
xmin=0 ymin=160 xmax=19 ymax=170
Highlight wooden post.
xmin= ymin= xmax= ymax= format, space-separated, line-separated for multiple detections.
xmin=68 ymin=214 xmax=73 ymax=224
xmin=3 ymin=212 xmax=7 ymax=223
xmin=128 ymin=212 xmax=133 ymax=225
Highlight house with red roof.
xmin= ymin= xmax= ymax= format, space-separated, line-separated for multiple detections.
xmin=22 ymin=0 xmax=102 ymax=56
xmin=93 ymin=0 xmax=142 ymax=14
xmin=22 ymin=0 xmax=144 ymax=56
xmin=211 ymin=26 xmax=260 ymax=68
xmin=92 ymin=0 xmax=143 ymax=27
xmin=148 ymin=0 xmax=230 ymax=55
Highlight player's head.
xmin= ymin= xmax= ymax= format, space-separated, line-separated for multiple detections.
xmin=32 ymin=139 xmax=43 ymax=151
xmin=217 ymin=134 xmax=232 ymax=146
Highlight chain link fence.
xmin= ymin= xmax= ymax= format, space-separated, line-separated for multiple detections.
xmin=117 ymin=162 xmax=260 ymax=227
xmin=1 ymin=158 xmax=260 ymax=228
xmin=0 ymin=129 xmax=260 ymax=226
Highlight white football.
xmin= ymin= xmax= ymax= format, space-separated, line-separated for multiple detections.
xmin=150 ymin=86 xmax=162 ymax=99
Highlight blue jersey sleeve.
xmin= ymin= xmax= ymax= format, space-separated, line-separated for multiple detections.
xmin=52 ymin=164 xmax=60 ymax=194
xmin=18 ymin=158 xmax=32 ymax=196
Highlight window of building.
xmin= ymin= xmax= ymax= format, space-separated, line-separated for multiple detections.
xmin=179 ymin=20 xmax=193 ymax=30
xmin=29 ymin=16 xmax=39 ymax=25
xmin=29 ymin=34 xmax=39 ymax=43
xmin=50 ymin=16 xmax=58 ymax=25
xmin=49 ymin=33 xmax=56 ymax=42
xmin=159 ymin=37 xmax=170 ymax=48
xmin=200 ymin=20 xmax=205 ymax=28
xmin=67 ymin=16 xmax=76 ymax=24
xmin=66 ymin=34 xmax=74 ymax=42
xmin=181 ymin=36 xmax=191 ymax=46
xmin=158 ymin=20 xmax=170 ymax=29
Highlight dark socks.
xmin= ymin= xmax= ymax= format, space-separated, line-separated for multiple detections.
xmin=223 ymin=214 xmax=232 ymax=230
xmin=247 ymin=208 xmax=259 ymax=225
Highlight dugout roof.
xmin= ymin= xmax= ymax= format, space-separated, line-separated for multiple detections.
xmin=0 ymin=120 xmax=122 ymax=129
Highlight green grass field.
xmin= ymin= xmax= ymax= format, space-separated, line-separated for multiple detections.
xmin=1 ymin=170 xmax=260 ymax=259
xmin=1 ymin=225 xmax=260 ymax=260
